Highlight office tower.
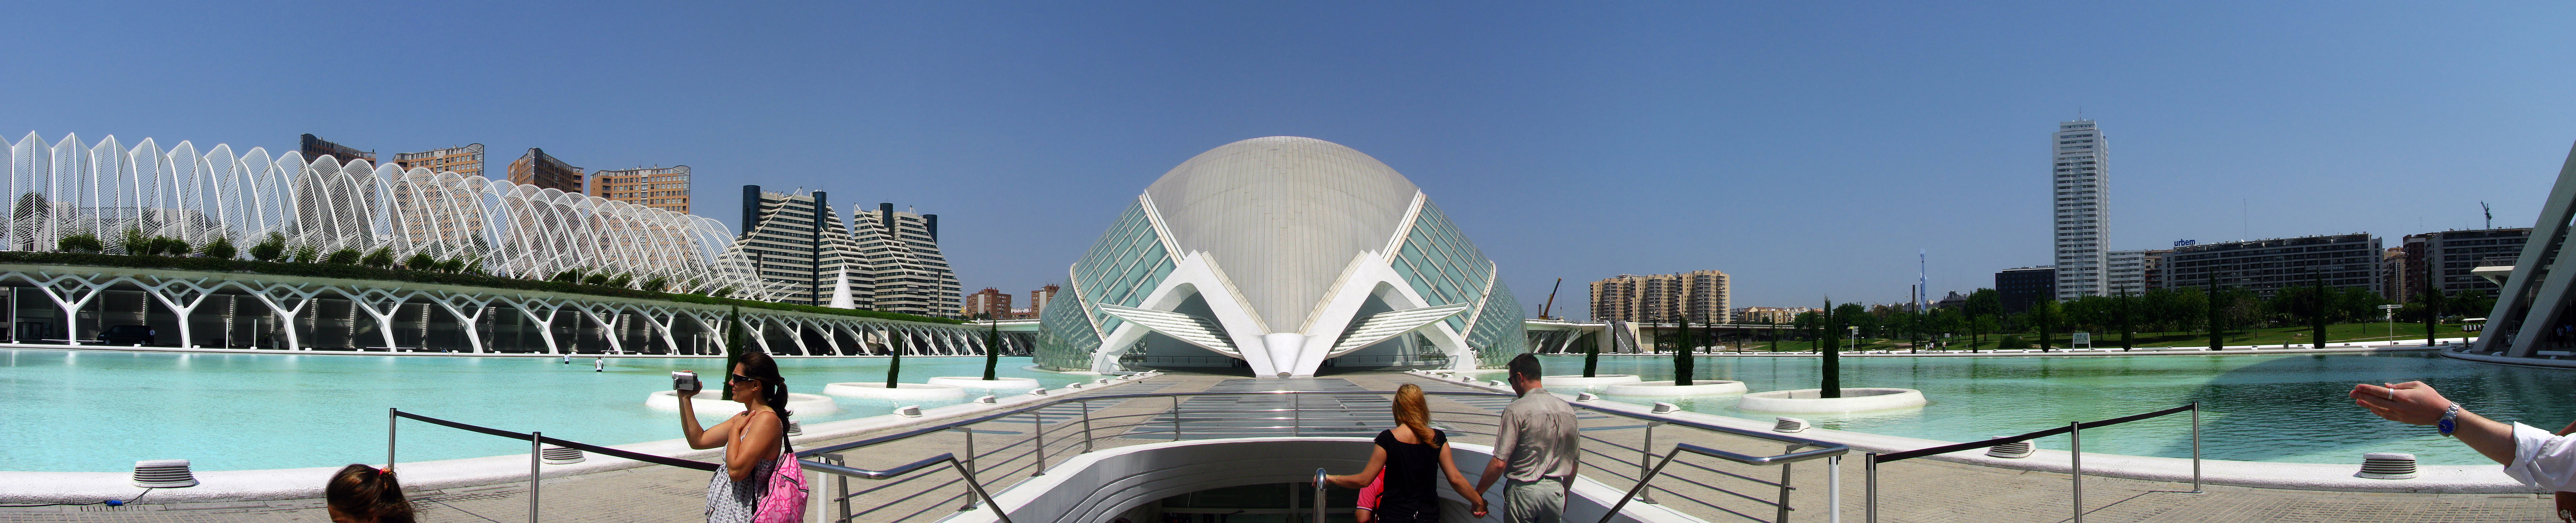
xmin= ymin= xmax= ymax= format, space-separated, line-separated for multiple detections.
xmin=964 ymin=288 xmax=1012 ymax=319
xmin=507 ymin=148 xmax=583 ymax=193
xmin=298 ymin=134 xmax=373 ymax=163
xmin=2402 ymin=227 xmax=2533 ymax=302
xmin=1588 ymin=270 xmax=1731 ymax=323
xmin=1995 ymin=266 xmax=2057 ymax=314
xmin=393 ymin=144 xmax=486 ymax=178
xmin=591 ymin=166 xmax=691 ymax=213
xmin=847 ymin=203 xmax=963 ymax=317
xmin=732 ymin=186 xmax=857 ymax=306
xmin=2166 ymin=234 xmax=2383 ymax=298
xmin=2105 ymin=249 xmax=2169 ymax=296
xmin=2052 ymin=119 xmax=2109 ymax=300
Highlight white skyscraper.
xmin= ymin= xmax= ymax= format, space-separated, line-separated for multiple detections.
xmin=2052 ymin=119 xmax=2108 ymax=300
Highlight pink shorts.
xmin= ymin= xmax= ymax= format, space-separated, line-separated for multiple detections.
xmin=1356 ymin=468 xmax=1386 ymax=511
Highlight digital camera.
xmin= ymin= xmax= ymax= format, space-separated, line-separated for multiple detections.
xmin=672 ymin=371 xmax=702 ymax=394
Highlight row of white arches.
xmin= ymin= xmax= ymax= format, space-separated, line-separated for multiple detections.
xmin=2 ymin=132 xmax=769 ymax=300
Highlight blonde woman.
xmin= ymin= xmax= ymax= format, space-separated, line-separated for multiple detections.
xmin=1326 ymin=384 xmax=1487 ymax=523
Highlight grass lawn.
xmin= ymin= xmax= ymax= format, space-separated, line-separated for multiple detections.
xmin=1724 ymin=322 xmax=2476 ymax=352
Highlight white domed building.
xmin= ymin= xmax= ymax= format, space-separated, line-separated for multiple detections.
xmin=1034 ymin=137 xmax=1527 ymax=378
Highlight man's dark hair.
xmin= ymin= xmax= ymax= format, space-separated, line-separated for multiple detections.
xmin=1507 ymin=353 xmax=1542 ymax=382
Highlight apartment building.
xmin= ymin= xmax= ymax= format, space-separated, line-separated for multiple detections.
xmin=506 ymin=148 xmax=583 ymax=193
xmin=2164 ymin=233 xmax=2382 ymax=297
xmin=393 ymin=144 xmax=486 ymax=179
xmin=592 ymin=166 xmax=691 ymax=213
xmin=1589 ymin=270 xmax=1732 ymax=323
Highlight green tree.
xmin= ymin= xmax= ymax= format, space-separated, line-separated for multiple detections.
xmin=360 ymin=247 xmax=396 ymax=268
xmin=1821 ymin=298 xmax=1842 ymax=398
xmin=115 ymin=229 xmax=149 ymax=255
xmin=2206 ymin=273 xmax=2225 ymax=350
xmin=198 ymin=236 xmax=237 ymax=259
xmin=1673 ymin=311 xmax=1695 ymax=386
xmin=403 ymin=252 xmax=437 ymax=271
xmin=723 ymin=306 xmax=745 ymax=401
xmin=2309 ymin=272 xmax=2328 ymax=349
xmin=248 ymin=233 xmax=286 ymax=262
xmin=57 ymin=233 xmax=103 ymax=254
xmin=324 ymin=248 xmax=361 ymax=265
xmin=2030 ymin=299 xmax=2061 ymax=351
xmin=982 ymin=314 xmax=1002 ymax=380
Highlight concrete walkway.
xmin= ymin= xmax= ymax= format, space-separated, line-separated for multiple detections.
xmin=6 ymin=370 xmax=2553 ymax=523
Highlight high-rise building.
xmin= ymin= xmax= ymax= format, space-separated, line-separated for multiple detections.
xmin=2052 ymin=119 xmax=2109 ymax=300
xmin=591 ymin=166 xmax=691 ymax=213
xmin=1995 ymin=266 xmax=2056 ymax=314
xmin=2402 ymin=228 xmax=2532 ymax=302
xmin=1027 ymin=285 xmax=1061 ymax=316
xmin=847 ymin=203 xmax=963 ymax=317
xmin=2165 ymin=233 xmax=2383 ymax=298
xmin=731 ymin=186 xmax=856 ymax=306
xmin=507 ymin=148 xmax=583 ymax=193
xmin=392 ymin=144 xmax=486 ymax=178
xmin=964 ymin=288 xmax=1012 ymax=319
xmin=1588 ymin=270 xmax=1731 ymax=323
xmin=2105 ymin=249 xmax=2168 ymax=296
xmin=299 ymin=134 xmax=373 ymax=163
xmin=2381 ymin=247 xmax=2409 ymax=302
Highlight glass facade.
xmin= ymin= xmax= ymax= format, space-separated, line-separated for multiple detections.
xmin=1035 ymin=201 xmax=1177 ymax=369
xmin=1392 ymin=203 xmax=1494 ymax=333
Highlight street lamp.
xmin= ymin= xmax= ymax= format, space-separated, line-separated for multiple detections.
xmin=2380 ymin=303 xmax=2404 ymax=345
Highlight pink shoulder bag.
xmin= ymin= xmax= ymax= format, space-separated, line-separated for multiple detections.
xmin=752 ymin=413 xmax=807 ymax=523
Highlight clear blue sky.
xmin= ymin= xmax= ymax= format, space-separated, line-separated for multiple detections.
xmin=5 ymin=2 xmax=2572 ymax=319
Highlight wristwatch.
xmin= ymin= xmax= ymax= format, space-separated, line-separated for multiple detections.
xmin=2439 ymin=403 xmax=2461 ymax=436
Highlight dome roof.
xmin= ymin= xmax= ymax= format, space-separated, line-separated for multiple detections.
xmin=1144 ymin=137 xmax=1421 ymax=332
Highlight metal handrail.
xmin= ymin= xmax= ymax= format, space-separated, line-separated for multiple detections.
xmin=1863 ymin=403 xmax=2200 ymax=523
xmin=805 ymin=453 xmax=1013 ymax=523
xmin=1595 ymin=441 xmax=1844 ymax=523
xmin=794 ymin=383 xmax=1853 ymax=523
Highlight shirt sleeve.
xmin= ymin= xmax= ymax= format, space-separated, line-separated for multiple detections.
xmin=1492 ymin=408 xmax=1521 ymax=464
xmin=2504 ymin=422 xmax=2576 ymax=492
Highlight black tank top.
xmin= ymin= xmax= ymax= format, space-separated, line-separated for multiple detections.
xmin=1373 ymin=428 xmax=1448 ymax=517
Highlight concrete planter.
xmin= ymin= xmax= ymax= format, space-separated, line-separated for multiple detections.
xmin=646 ymin=390 xmax=842 ymax=414
xmin=1603 ymin=380 xmax=1748 ymax=397
xmin=820 ymin=382 xmax=967 ymax=400
xmin=1734 ymin=388 xmax=1926 ymax=413
xmin=925 ymin=376 xmax=1043 ymax=389
xmin=1540 ymin=374 xmax=1642 ymax=388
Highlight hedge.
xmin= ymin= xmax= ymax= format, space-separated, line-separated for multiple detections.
xmin=0 ymin=251 xmax=963 ymax=325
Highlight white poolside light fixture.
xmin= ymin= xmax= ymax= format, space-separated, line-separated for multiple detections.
xmin=131 ymin=459 xmax=197 ymax=488
xmin=1985 ymin=437 xmax=2033 ymax=458
xmin=1770 ymin=417 xmax=1809 ymax=433
xmin=895 ymin=405 xmax=924 ymax=418
xmin=2357 ymin=452 xmax=2417 ymax=479
xmin=1574 ymin=392 xmax=1598 ymax=402
xmin=540 ymin=445 xmax=586 ymax=464
xmin=1652 ymin=402 xmax=1681 ymax=415
xmin=975 ymin=395 xmax=998 ymax=405
xmin=785 ymin=421 xmax=803 ymax=436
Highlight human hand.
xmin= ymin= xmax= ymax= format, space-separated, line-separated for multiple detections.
xmin=1471 ymin=501 xmax=1488 ymax=518
xmin=2351 ymin=381 xmax=2453 ymax=426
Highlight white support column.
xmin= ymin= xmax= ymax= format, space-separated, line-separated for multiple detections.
xmin=138 ymin=277 xmax=222 ymax=349
xmin=508 ymin=297 xmax=570 ymax=354
xmin=244 ymin=282 xmax=324 ymax=351
xmin=428 ymin=293 xmax=496 ymax=354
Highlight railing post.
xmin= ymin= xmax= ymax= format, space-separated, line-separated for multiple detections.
xmin=1171 ymin=396 xmax=1183 ymax=441
xmin=1777 ymin=444 xmax=1797 ymax=523
xmin=1313 ymin=468 xmax=1328 ymax=523
xmin=958 ymin=428 xmax=978 ymax=475
xmin=2069 ymin=421 xmax=2082 ymax=523
xmin=1638 ymin=421 xmax=1659 ymax=504
xmin=1864 ymin=453 xmax=1878 ymax=523
xmin=387 ymin=408 xmax=397 ymax=475
xmin=1080 ymin=400 xmax=1094 ymax=453
xmin=1030 ymin=409 xmax=1046 ymax=476
xmin=1828 ymin=454 xmax=1840 ymax=523
xmin=529 ymin=431 xmax=541 ymax=523
xmin=823 ymin=453 xmax=849 ymax=523
xmin=2190 ymin=402 xmax=2203 ymax=493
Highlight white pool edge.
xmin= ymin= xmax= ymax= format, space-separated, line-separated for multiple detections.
xmin=1442 ymin=377 xmax=2538 ymax=494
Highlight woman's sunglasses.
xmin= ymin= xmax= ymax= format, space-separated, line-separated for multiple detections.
xmin=729 ymin=373 xmax=756 ymax=384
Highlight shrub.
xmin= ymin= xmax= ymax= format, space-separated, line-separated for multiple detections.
xmin=583 ymin=272 xmax=613 ymax=286
xmin=1999 ymin=335 xmax=2030 ymax=349
xmin=150 ymin=236 xmax=190 ymax=257
xmin=360 ymin=247 xmax=396 ymax=268
xmin=57 ymin=234 xmax=103 ymax=254
xmin=198 ymin=237 xmax=237 ymax=260
xmin=248 ymin=234 xmax=287 ymax=262
xmin=323 ymin=248 xmax=361 ymax=265
xmin=403 ymin=253 xmax=437 ymax=271
xmin=116 ymin=229 xmax=149 ymax=255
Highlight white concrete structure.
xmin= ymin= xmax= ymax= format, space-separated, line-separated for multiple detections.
xmin=2053 ymin=120 xmax=2111 ymax=300
xmin=1034 ymin=137 xmax=1527 ymax=377
xmin=1736 ymin=388 xmax=1928 ymax=413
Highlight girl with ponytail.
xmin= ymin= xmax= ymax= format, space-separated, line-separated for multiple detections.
xmin=1324 ymin=384 xmax=1487 ymax=523
xmin=326 ymin=463 xmax=415 ymax=523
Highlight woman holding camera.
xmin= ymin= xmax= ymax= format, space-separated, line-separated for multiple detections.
xmin=677 ymin=352 xmax=792 ymax=523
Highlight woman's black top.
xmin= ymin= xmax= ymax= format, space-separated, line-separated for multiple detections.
xmin=1373 ymin=428 xmax=1449 ymax=518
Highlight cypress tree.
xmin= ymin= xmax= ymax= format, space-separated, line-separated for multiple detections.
xmin=1583 ymin=326 xmax=1601 ymax=377
xmin=1674 ymin=312 xmax=1695 ymax=386
xmin=887 ymin=325 xmax=904 ymax=388
xmin=2207 ymin=273 xmax=2224 ymax=351
xmin=722 ymin=306 xmax=744 ymax=401
xmin=982 ymin=314 xmax=1001 ymax=381
xmin=2118 ymin=291 xmax=2134 ymax=351
xmin=2312 ymin=271 xmax=2329 ymax=349
xmin=1822 ymin=298 xmax=1841 ymax=399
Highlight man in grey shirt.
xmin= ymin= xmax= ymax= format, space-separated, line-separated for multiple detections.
xmin=1475 ymin=353 xmax=1579 ymax=523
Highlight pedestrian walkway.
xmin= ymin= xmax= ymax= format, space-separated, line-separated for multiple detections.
xmin=5 ymin=369 xmax=2553 ymax=523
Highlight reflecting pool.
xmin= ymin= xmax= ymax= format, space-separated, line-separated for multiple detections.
xmin=0 ymin=349 xmax=1085 ymax=472
xmin=1553 ymin=352 xmax=2576 ymax=465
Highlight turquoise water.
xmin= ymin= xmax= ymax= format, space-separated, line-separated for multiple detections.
xmin=0 ymin=350 xmax=1087 ymax=472
xmin=1555 ymin=353 xmax=2576 ymax=465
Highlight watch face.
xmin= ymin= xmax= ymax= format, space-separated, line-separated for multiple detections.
xmin=2440 ymin=418 xmax=2457 ymax=435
